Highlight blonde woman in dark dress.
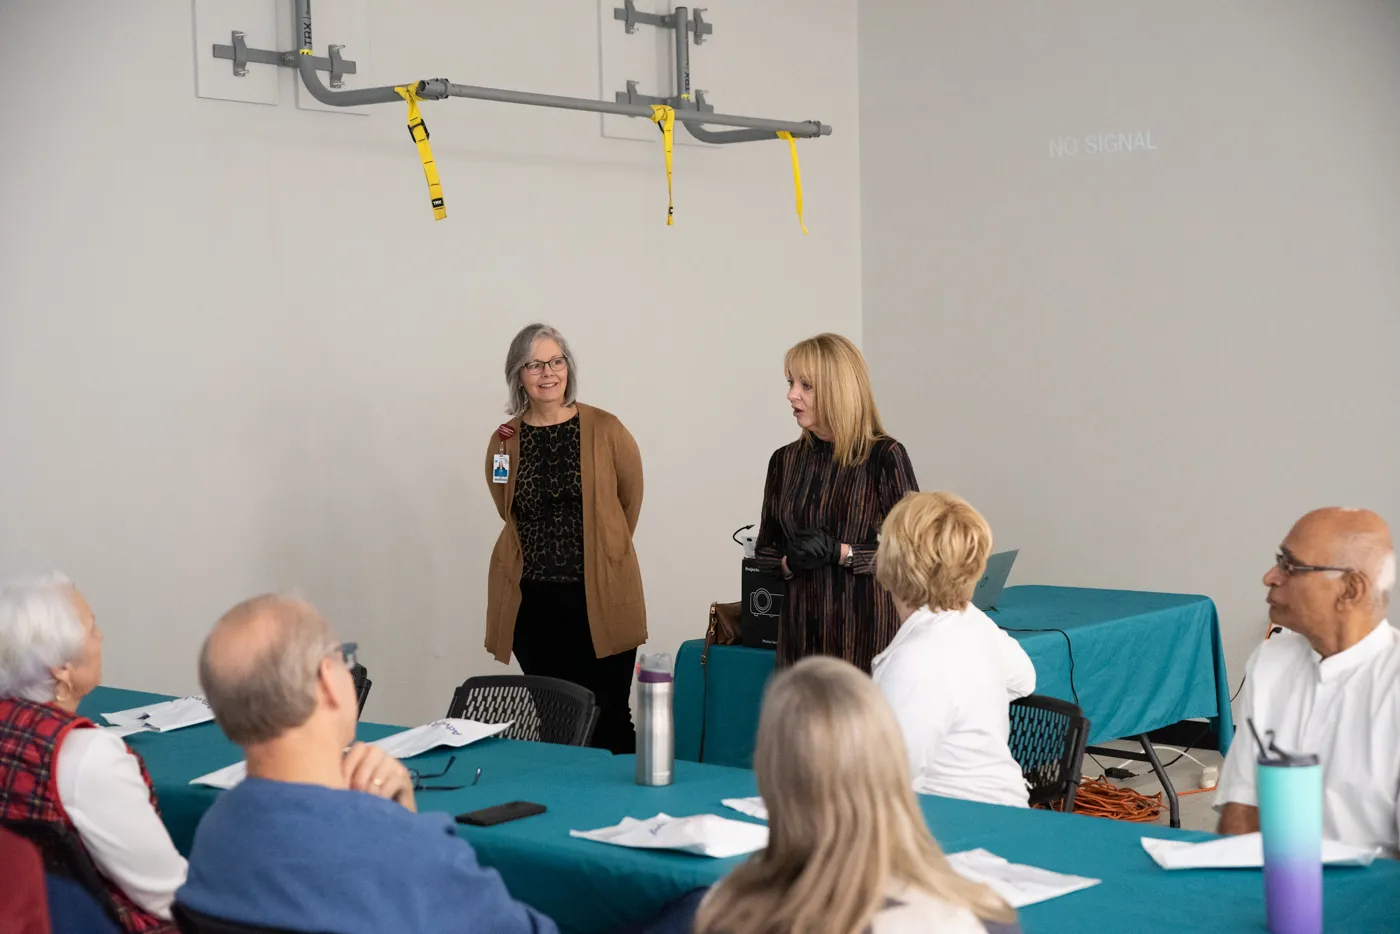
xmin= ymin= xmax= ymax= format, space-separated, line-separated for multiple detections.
xmin=756 ymin=333 xmax=918 ymax=671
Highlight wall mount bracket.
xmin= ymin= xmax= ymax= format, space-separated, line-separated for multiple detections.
xmin=616 ymin=79 xmax=715 ymax=114
xmin=212 ymin=30 xmax=357 ymax=86
xmin=611 ymin=5 xmax=793 ymax=144
xmin=614 ymin=0 xmax=713 ymax=43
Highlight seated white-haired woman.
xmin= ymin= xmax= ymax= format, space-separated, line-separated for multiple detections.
xmin=695 ymin=657 xmax=1020 ymax=934
xmin=0 ymin=574 xmax=185 ymax=933
xmin=872 ymin=491 xmax=1037 ymax=807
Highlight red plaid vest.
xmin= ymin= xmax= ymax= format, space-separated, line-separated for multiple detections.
xmin=0 ymin=697 xmax=176 ymax=934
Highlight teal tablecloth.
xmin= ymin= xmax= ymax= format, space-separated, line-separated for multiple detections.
xmin=675 ymin=585 xmax=1236 ymax=769
xmin=79 ymin=687 xmax=1396 ymax=934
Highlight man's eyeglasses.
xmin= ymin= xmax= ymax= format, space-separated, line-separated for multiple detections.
xmin=409 ymin=755 xmax=481 ymax=792
xmin=522 ymin=356 xmax=567 ymax=375
xmin=1274 ymin=552 xmax=1353 ymax=578
xmin=334 ymin=642 xmax=358 ymax=670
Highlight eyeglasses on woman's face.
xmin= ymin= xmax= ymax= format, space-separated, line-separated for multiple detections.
xmin=522 ymin=356 xmax=567 ymax=376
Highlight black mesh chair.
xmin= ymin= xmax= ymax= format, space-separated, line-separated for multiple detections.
xmin=350 ymin=663 xmax=372 ymax=719
xmin=1007 ymin=694 xmax=1090 ymax=812
xmin=174 ymin=904 xmax=331 ymax=934
xmin=446 ymin=675 xmax=598 ymax=746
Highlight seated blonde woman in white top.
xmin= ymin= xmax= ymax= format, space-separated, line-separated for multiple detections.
xmin=694 ymin=657 xmax=1019 ymax=934
xmin=872 ymin=492 xmax=1036 ymax=808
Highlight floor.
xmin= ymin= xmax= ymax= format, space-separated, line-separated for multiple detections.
xmin=1083 ymin=737 xmax=1226 ymax=832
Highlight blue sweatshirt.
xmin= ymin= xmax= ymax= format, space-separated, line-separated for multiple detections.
xmin=178 ymin=778 xmax=558 ymax=934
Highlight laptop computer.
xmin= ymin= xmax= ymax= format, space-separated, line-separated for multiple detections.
xmin=971 ymin=550 xmax=1018 ymax=611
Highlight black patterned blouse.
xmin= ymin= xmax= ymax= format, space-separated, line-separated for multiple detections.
xmin=512 ymin=415 xmax=586 ymax=582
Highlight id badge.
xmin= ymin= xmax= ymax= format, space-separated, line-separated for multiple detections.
xmin=492 ymin=453 xmax=510 ymax=484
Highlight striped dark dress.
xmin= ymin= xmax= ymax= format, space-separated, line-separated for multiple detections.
xmin=756 ymin=435 xmax=919 ymax=671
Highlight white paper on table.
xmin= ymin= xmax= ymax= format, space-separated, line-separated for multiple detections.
xmin=945 ymin=849 xmax=1100 ymax=908
xmin=189 ymin=717 xmax=511 ymax=789
xmin=102 ymin=696 xmax=214 ymax=734
xmin=191 ymin=760 xmax=247 ymax=790
xmin=570 ymin=813 xmax=769 ymax=859
xmin=722 ymin=796 xmax=768 ymax=821
xmin=369 ymin=719 xmax=511 ymax=759
xmin=1140 ymin=833 xmax=1380 ymax=870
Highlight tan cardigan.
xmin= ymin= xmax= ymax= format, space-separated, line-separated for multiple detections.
xmin=483 ymin=403 xmax=646 ymax=662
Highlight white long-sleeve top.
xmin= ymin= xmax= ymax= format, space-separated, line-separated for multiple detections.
xmin=872 ymin=604 xmax=1036 ymax=808
xmin=55 ymin=728 xmax=188 ymax=919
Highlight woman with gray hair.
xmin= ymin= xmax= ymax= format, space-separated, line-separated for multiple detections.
xmin=0 ymin=574 xmax=186 ymax=932
xmin=484 ymin=324 xmax=646 ymax=754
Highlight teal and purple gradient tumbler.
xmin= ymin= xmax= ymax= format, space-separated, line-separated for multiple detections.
xmin=1251 ymin=719 xmax=1322 ymax=934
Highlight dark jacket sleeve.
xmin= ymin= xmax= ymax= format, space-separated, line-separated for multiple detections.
xmin=847 ymin=439 xmax=918 ymax=574
xmin=755 ymin=448 xmax=787 ymax=560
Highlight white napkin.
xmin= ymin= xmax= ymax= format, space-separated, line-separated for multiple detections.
xmin=189 ymin=718 xmax=512 ymax=789
xmin=570 ymin=813 xmax=768 ymax=859
xmin=722 ymin=796 xmax=769 ymax=821
xmin=102 ymin=696 xmax=214 ymax=735
xmin=1140 ymin=833 xmax=1381 ymax=870
xmin=945 ymin=849 xmax=1100 ymax=908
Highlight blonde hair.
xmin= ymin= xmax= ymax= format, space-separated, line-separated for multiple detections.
xmin=784 ymin=334 xmax=885 ymax=466
xmin=876 ymin=492 xmax=993 ymax=613
xmin=694 ymin=658 xmax=1015 ymax=934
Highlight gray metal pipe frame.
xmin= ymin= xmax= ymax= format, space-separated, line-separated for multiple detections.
xmin=670 ymin=6 xmax=775 ymax=144
xmin=292 ymin=0 xmax=830 ymax=139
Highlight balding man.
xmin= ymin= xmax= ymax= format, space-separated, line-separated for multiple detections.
xmin=177 ymin=594 xmax=557 ymax=934
xmin=1215 ymin=508 xmax=1399 ymax=852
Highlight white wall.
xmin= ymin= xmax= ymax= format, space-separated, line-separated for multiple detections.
xmin=859 ymin=1 xmax=1400 ymax=691
xmin=0 ymin=0 xmax=861 ymax=724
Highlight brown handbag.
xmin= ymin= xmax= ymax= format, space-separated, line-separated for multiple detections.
xmin=704 ymin=601 xmax=742 ymax=662
xmin=699 ymin=601 xmax=741 ymax=762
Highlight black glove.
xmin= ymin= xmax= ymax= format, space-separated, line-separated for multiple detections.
xmin=786 ymin=529 xmax=843 ymax=572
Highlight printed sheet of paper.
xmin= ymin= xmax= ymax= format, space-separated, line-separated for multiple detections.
xmin=571 ymin=813 xmax=768 ymax=859
xmin=191 ymin=718 xmax=511 ymax=789
xmin=945 ymin=849 xmax=1100 ymax=908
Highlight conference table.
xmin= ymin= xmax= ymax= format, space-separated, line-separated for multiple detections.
xmin=675 ymin=586 xmax=1237 ymax=825
xmin=80 ymin=686 xmax=1399 ymax=934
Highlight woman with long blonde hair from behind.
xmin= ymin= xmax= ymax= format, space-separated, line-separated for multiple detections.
xmin=694 ymin=657 xmax=1019 ymax=934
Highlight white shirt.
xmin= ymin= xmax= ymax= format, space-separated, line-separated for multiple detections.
xmin=1214 ymin=620 xmax=1400 ymax=853
xmin=872 ymin=604 xmax=1037 ymax=808
xmin=55 ymin=728 xmax=188 ymax=919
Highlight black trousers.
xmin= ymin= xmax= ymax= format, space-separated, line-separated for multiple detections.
xmin=512 ymin=579 xmax=637 ymax=755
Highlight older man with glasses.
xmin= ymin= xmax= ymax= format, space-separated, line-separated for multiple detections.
xmin=177 ymin=593 xmax=557 ymax=934
xmin=1215 ymin=508 xmax=1398 ymax=852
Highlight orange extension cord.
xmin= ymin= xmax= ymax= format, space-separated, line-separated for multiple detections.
xmin=1037 ymin=774 xmax=1220 ymax=822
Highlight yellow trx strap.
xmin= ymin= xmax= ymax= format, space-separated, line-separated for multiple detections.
xmin=650 ymin=105 xmax=676 ymax=226
xmin=776 ymin=131 xmax=808 ymax=234
xmin=395 ymin=84 xmax=446 ymax=221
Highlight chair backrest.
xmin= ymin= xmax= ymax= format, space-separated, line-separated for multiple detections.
xmin=446 ymin=675 xmax=598 ymax=746
xmin=173 ymin=904 xmax=328 ymax=934
xmin=0 ymin=825 xmax=53 ymax=934
xmin=3 ymin=819 xmax=121 ymax=928
xmin=1007 ymin=694 xmax=1090 ymax=811
xmin=350 ymin=664 xmax=372 ymax=719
